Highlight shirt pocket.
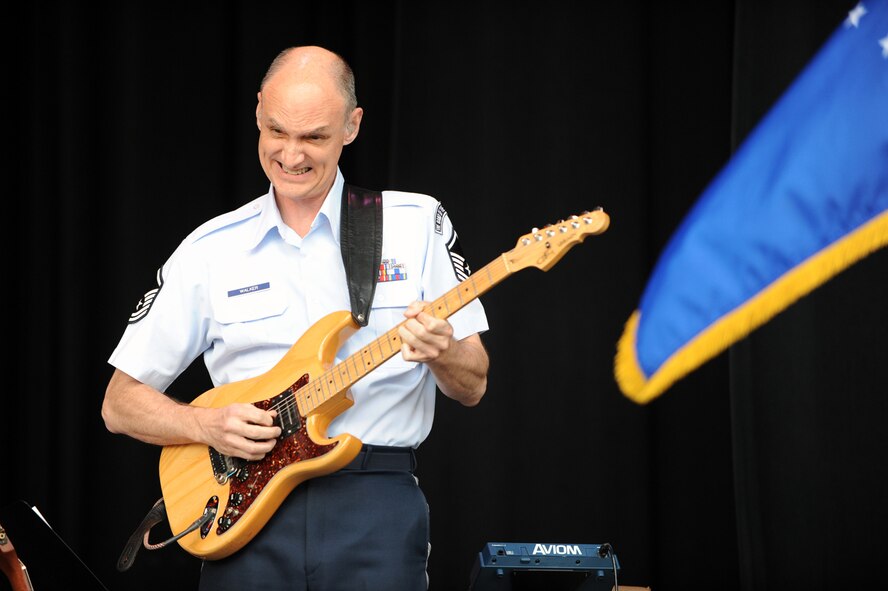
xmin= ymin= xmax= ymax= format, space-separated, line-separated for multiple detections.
xmin=211 ymin=280 xmax=289 ymax=353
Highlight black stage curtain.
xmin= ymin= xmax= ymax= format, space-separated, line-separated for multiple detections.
xmin=4 ymin=1 xmax=885 ymax=590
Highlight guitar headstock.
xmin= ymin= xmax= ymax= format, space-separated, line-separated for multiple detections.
xmin=503 ymin=208 xmax=610 ymax=272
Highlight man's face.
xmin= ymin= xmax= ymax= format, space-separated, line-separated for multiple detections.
xmin=256 ymin=79 xmax=361 ymax=206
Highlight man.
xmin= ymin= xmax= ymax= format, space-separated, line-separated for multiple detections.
xmin=102 ymin=45 xmax=490 ymax=590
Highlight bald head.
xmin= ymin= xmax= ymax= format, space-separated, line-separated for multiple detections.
xmin=254 ymin=45 xmax=364 ymax=219
xmin=260 ymin=46 xmax=358 ymax=114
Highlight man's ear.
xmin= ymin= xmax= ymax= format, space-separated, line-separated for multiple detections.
xmin=256 ymin=92 xmax=263 ymax=130
xmin=344 ymin=107 xmax=364 ymax=145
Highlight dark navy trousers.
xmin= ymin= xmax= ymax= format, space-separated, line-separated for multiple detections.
xmin=198 ymin=448 xmax=429 ymax=591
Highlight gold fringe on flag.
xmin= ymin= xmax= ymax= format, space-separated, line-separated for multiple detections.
xmin=615 ymin=208 xmax=888 ymax=404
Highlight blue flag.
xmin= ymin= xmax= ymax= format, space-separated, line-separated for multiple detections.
xmin=615 ymin=1 xmax=888 ymax=404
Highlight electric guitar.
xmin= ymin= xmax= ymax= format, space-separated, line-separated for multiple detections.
xmin=158 ymin=208 xmax=610 ymax=560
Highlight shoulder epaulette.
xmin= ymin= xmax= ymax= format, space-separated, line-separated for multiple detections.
xmin=382 ymin=190 xmax=439 ymax=210
xmin=183 ymin=195 xmax=265 ymax=244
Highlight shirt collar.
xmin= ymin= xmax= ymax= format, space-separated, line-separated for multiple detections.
xmin=247 ymin=168 xmax=345 ymax=249
xmin=320 ymin=168 xmax=345 ymax=245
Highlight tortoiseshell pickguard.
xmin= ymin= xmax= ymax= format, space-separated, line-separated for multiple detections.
xmin=215 ymin=376 xmax=336 ymax=535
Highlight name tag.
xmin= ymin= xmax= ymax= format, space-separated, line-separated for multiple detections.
xmin=227 ymin=282 xmax=271 ymax=297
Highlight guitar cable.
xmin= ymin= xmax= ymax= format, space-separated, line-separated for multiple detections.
xmin=117 ymin=498 xmax=214 ymax=572
xmin=597 ymin=543 xmax=619 ymax=591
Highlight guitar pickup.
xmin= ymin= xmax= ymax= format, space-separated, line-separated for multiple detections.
xmin=268 ymin=387 xmax=302 ymax=438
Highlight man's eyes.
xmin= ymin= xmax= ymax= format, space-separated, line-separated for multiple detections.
xmin=267 ymin=129 xmax=327 ymax=141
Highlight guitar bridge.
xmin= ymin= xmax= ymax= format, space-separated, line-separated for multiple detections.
xmin=209 ymin=449 xmax=245 ymax=485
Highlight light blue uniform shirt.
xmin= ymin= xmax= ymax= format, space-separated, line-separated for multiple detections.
xmin=108 ymin=170 xmax=489 ymax=447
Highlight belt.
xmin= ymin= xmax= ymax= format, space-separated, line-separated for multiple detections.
xmin=341 ymin=444 xmax=417 ymax=472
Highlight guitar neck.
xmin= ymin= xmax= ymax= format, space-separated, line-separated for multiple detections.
xmin=293 ymin=253 xmax=513 ymax=415
xmin=291 ymin=208 xmax=610 ymax=416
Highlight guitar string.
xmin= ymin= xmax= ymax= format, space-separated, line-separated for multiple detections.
xmin=250 ymin=219 xmax=599 ymax=426
xmin=258 ymin=216 xmax=599 ymax=423
xmin=264 ymin=324 xmax=401 ymax=422
xmin=262 ymin=259 xmax=502 ymax=425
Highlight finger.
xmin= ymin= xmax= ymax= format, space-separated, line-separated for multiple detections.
xmin=403 ymin=300 xmax=429 ymax=319
xmin=421 ymin=316 xmax=451 ymax=338
xmin=399 ymin=323 xmax=432 ymax=358
xmin=245 ymin=423 xmax=282 ymax=441
xmin=402 ymin=335 xmax=439 ymax=362
xmin=234 ymin=402 xmax=277 ymax=426
xmin=235 ymin=437 xmax=277 ymax=461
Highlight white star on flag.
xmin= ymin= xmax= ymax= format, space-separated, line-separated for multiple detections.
xmin=880 ymin=34 xmax=888 ymax=57
xmin=846 ymin=2 xmax=867 ymax=27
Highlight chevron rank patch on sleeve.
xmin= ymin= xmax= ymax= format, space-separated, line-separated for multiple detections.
xmin=435 ymin=202 xmax=472 ymax=282
xmin=447 ymin=230 xmax=471 ymax=282
xmin=128 ymin=267 xmax=164 ymax=324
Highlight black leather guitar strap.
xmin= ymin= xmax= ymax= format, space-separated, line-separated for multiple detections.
xmin=340 ymin=184 xmax=383 ymax=327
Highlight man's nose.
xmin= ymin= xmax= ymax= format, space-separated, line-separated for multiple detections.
xmin=281 ymin=140 xmax=304 ymax=166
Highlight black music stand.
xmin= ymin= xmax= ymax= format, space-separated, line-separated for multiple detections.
xmin=0 ymin=499 xmax=108 ymax=590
